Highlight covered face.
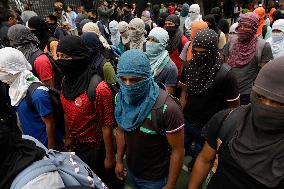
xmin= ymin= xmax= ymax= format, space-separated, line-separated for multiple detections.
xmin=188 ymin=4 xmax=201 ymax=21
xmin=115 ymin=49 xmax=160 ymax=131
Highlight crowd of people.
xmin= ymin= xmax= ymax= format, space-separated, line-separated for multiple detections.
xmin=0 ymin=0 xmax=284 ymax=189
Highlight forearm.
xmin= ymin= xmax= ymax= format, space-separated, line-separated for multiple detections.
xmin=180 ymin=90 xmax=187 ymax=111
xmin=116 ymin=128 xmax=125 ymax=163
xmin=45 ymin=119 xmax=56 ymax=149
xmin=188 ymin=156 xmax=213 ymax=189
xmin=102 ymin=126 xmax=115 ymax=159
xmin=166 ymin=147 xmax=184 ymax=188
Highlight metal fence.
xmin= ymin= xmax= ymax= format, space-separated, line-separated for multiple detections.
xmin=9 ymin=0 xmax=82 ymax=18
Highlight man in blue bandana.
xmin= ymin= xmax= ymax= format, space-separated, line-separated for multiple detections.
xmin=115 ymin=49 xmax=184 ymax=189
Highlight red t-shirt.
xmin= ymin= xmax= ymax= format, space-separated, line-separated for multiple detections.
xmin=60 ymin=81 xmax=116 ymax=149
xmin=169 ymin=35 xmax=188 ymax=77
xmin=34 ymin=54 xmax=54 ymax=82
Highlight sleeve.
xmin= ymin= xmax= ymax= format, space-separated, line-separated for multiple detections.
xmin=98 ymin=7 xmax=114 ymax=17
xmin=164 ymin=98 xmax=185 ymax=135
xmin=181 ymin=35 xmax=189 ymax=47
xmin=32 ymin=87 xmax=53 ymax=117
xmin=95 ymin=82 xmax=116 ymax=128
xmin=260 ymin=42 xmax=273 ymax=64
xmin=223 ymin=70 xmax=240 ymax=101
xmin=34 ymin=55 xmax=53 ymax=82
xmin=179 ymin=41 xmax=190 ymax=61
xmin=202 ymin=110 xmax=229 ymax=150
xmin=163 ymin=60 xmax=178 ymax=87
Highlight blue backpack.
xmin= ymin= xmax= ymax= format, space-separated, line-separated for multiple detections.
xmin=11 ymin=136 xmax=108 ymax=189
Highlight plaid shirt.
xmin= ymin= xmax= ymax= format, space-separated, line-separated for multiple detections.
xmin=61 ymin=81 xmax=116 ymax=149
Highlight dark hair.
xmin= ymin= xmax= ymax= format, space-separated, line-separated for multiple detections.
xmin=0 ymin=9 xmax=15 ymax=22
xmin=23 ymin=3 xmax=31 ymax=11
xmin=47 ymin=14 xmax=58 ymax=23
xmin=88 ymin=9 xmax=96 ymax=14
xmin=54 ymin=6 xmax=63 ymax=12
xmin=68 ymin=5 xmax=74 ymax=11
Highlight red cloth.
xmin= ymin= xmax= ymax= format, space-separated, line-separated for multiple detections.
xmin=60 ymin=81 xmax=116 ymax=149
xmin=168 ymin=6 xmax=175 ymax=15
xmin=34 ymin=54 xmax=53 ymax=82
xmin=169 ymin=35 xmax=188 ymax=76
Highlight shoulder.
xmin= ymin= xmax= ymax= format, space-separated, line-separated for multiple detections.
xmin=181 ymin=35 xmax=188 ymax=45
xmin=32 ymin=86 xmax=51 ymax=103
xmin=166 ymin=59 xmax=178 ymax=71
xmin=96 ymin=81 xmax=112 ymax=95
xmin=34 ymin=54 xmax=51 ymax=64
xmin=162 ymin=92 xmax=182 ymax=116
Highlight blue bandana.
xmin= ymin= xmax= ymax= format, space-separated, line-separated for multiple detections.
xmin=180 ymin=3 xmax=190 ymax=17
xmin=115 ymin=50 xmax=160 ymax=131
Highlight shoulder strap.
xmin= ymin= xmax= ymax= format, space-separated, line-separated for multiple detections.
xmin=29 ymin=50 xmax=44 ymax=77
xmin=11 ymin=159 xmax=57 ymax=189
xmin=218 ymin=106 xmax=246 ymax=145
xmin=30 ymin=49 xmax=43 ymax=67
xmin=87 ymin=74 xmax=103 ymax=102
xmin=26 ymin=82 xmax=44 ymax=112
xmin=229 ymin=37 xmax=238 ymax=55
xmin=143 ymin=42 xmax=146 ymax=52
xmin=262 ymin=25 xmax=268 ymax=39
xmin=215 ymin=63 xmax=231 ymax=86
xmin=256 ymin=38 xmax=266 ymax=64
xmin=151 ymin=89 xmax=169 ymax=135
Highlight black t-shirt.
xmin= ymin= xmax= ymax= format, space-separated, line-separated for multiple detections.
xmin=181 ymin=64 xmax=239 ymax=127
xmin=124 ymin=92 xmax=184 ymax=180
xmin=208 ymin=145 xmax=284 ymax=189
xmin=204 ymin=107 xmax=284 ymax=189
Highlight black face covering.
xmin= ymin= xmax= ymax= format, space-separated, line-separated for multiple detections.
xmin=229 ymin=93 xmax=284 ymax=187
xmin=48 ymin=23 xmax=57 ymax=34
xmin=252 ymin=95 xmax=284 ymax=132
xmin=57 ymin=36 xmax=95 ymax=100
xmin=165 ymin=26 xmax=177 ymax=38
xmin=156 ymin=18 xmax=165 ymax=27
xmin=185 ymin=29 xmax=222 ymax=94
xmin=57 ymin=58 xmax=89 ymax=79
xmin=88 ymin=16 xmax=97 ymax=23
xmin=31 ymin=30 xmax=44 ymax=41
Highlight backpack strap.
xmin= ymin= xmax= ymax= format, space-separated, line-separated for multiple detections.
xmin=151 ymin=89 xmax=169 ymax=135
xmin=217 ymin=106 xmax=246 ymax=153
xmin=255 ymin=38 xmax=266 ymax=65
xmin=26 ymin=82 xmax=44 ymax=112
xmin=143 ymin=42 xmax=146 ymax=52
xmin=228 ymin=36 xmax=238 ymax=55
xmin=87 ymin=74 xmax=103 ymax=102
xmin=214 ymin=63 xmax=231 ymax=88
xmin=11 ymin=159 xmax=58 ymax=189
xmin=262 ymin=25 xmax=268 ymax=39
xmin=29 ymin=50 xmax=44 ymax=77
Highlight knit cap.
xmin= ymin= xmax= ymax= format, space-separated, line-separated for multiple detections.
xmin=253 ymin=58 xmax=284 ymax=103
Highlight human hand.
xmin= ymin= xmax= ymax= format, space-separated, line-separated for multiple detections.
xmin=115 ymin=162 xmax=126 ymax=180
